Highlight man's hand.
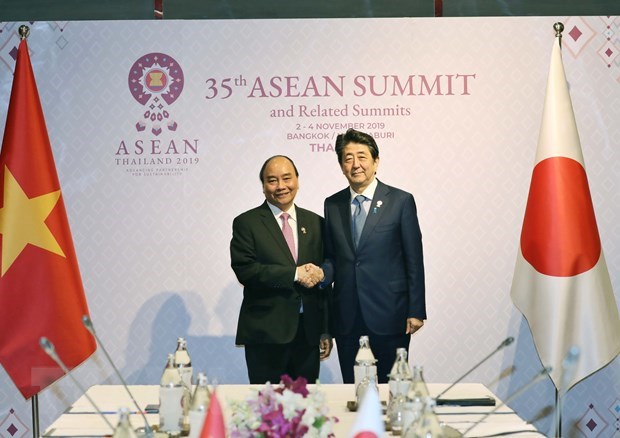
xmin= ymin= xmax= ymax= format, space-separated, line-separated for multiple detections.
xmin=296 ymin=263 xmax=324 ymax=288
xmin=319 ymin=336 xmax=333 ymax=360
xmin=406 ymin=317 xmax=424 ymax=334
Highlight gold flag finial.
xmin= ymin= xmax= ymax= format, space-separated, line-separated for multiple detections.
xmin=554 ymin=22 xmax=564 ymax=48
xmin=18 ymin=25 xmax=30 ymax=40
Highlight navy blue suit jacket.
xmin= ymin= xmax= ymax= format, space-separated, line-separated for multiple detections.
xmin=323 ymin=180 xmax=426 ymax=336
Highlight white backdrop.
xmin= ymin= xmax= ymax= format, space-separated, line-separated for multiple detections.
xmin=0 ymin=17 xmax=619 ymax=437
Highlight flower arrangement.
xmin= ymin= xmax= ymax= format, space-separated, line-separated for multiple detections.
xmin=229 ymin=375 xmax=338 ymax=437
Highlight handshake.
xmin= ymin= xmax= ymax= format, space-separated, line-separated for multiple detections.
xmin=296 ymin=263 xmax=325 ymax=288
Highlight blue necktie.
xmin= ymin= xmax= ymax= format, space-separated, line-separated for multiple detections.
xmin=352 ymin=195 xmax=367 ymax=248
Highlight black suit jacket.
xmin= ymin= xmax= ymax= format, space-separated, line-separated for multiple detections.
xmin=324 ymin=180 xmax=426 ymax=336
xmin=231 ymin=201 xmax=329 ymax=345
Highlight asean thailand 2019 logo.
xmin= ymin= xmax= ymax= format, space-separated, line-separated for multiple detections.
xmin=128 ymin=53 xmax=184 ymax=136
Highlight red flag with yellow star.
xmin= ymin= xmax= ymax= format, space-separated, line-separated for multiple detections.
xmin=0 ymin=38 xmax=95 ymax=399
xmin=200 ymin=391 xmax=226 ymax=438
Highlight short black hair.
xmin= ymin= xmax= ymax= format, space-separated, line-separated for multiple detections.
xmin=259 ymin=155 xmax=299 ymax=182
xmin=335 ymin=128 xmax=379 ymax=164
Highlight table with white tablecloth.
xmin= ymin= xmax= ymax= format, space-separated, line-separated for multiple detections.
xmin=43 ymin=383 xmax=542 ymax=437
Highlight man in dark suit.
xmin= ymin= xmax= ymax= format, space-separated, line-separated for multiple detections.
xmin=230 ymin=155 xmax=332 ymax=384
xmin=323 ymin=129 xmax=426 ymax=383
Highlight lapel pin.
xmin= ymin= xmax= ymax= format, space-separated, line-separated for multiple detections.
xmin=301 ymin=227 xmax=307 ymax=234
xmin=374 ymin=200 xmax=383 ymax=214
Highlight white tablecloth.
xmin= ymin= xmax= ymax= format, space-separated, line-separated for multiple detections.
xmin=44 ymin=383 xmax=541 ymax=437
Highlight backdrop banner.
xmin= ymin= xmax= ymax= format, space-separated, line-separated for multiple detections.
xmin=0 ymin=17 xmax=618 ymax=435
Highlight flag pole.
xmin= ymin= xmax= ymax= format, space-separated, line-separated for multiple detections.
xmin=31 ymin=393 xmax=40 ymax=438
xmin=551 ymin=387 xmax=561 ymax=438
xmin=16 ymin=23 xmax=41 ymax=438
xmin=550 ymin=24 xmax=565 ymax=438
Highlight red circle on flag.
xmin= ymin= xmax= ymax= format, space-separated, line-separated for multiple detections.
xmin=354 ymin=433 xmax=379 ymax=438
xmin=520 ymin=157 xmax=600 ymax=277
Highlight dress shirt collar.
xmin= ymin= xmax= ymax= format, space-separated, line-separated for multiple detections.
xmin=349 ymin=177 xmax=378 ymax=202
xmin=266 ymin=201 xmax=297 ymax=222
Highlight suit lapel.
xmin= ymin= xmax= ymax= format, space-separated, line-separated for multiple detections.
xmin=296 ymin=207 xmax=309 ymax=263
xmin=335 ymin=189 xmax=356 ymax=250
xmin=357 ymin=180 xmax=390 ymax=250
xmin=258 ymin=202 xmax=295 ymax=264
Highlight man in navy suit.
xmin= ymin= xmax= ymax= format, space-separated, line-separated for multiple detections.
xmin=231 ymin=155 xmax=332 ymax=384
xmin=323 ymin=129 xmax=426 ymax=383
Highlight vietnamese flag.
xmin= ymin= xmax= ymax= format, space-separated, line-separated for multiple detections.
xmin=200 ymin=391 xmax=226 ymax=438
xmin=510 ymin=28 xmax=620 ymax=391
xmin=0 ymin=35 xmax=95 ymax=399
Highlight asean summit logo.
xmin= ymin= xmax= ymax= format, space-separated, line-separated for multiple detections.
xmin=128 ymin=53 xmax=184 ymax=136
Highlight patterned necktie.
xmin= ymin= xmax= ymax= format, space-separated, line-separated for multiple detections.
xmin=280 ymin=212 xmax=296 ymax=261
xmin=352 ymin=195 xmax=367 ymax=248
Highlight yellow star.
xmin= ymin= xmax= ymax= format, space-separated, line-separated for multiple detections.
xmin=0 ymin=166 xmax=65 ymax=276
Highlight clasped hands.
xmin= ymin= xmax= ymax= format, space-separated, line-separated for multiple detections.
xmin=296 ymin=263 xmax=324 ymax=288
